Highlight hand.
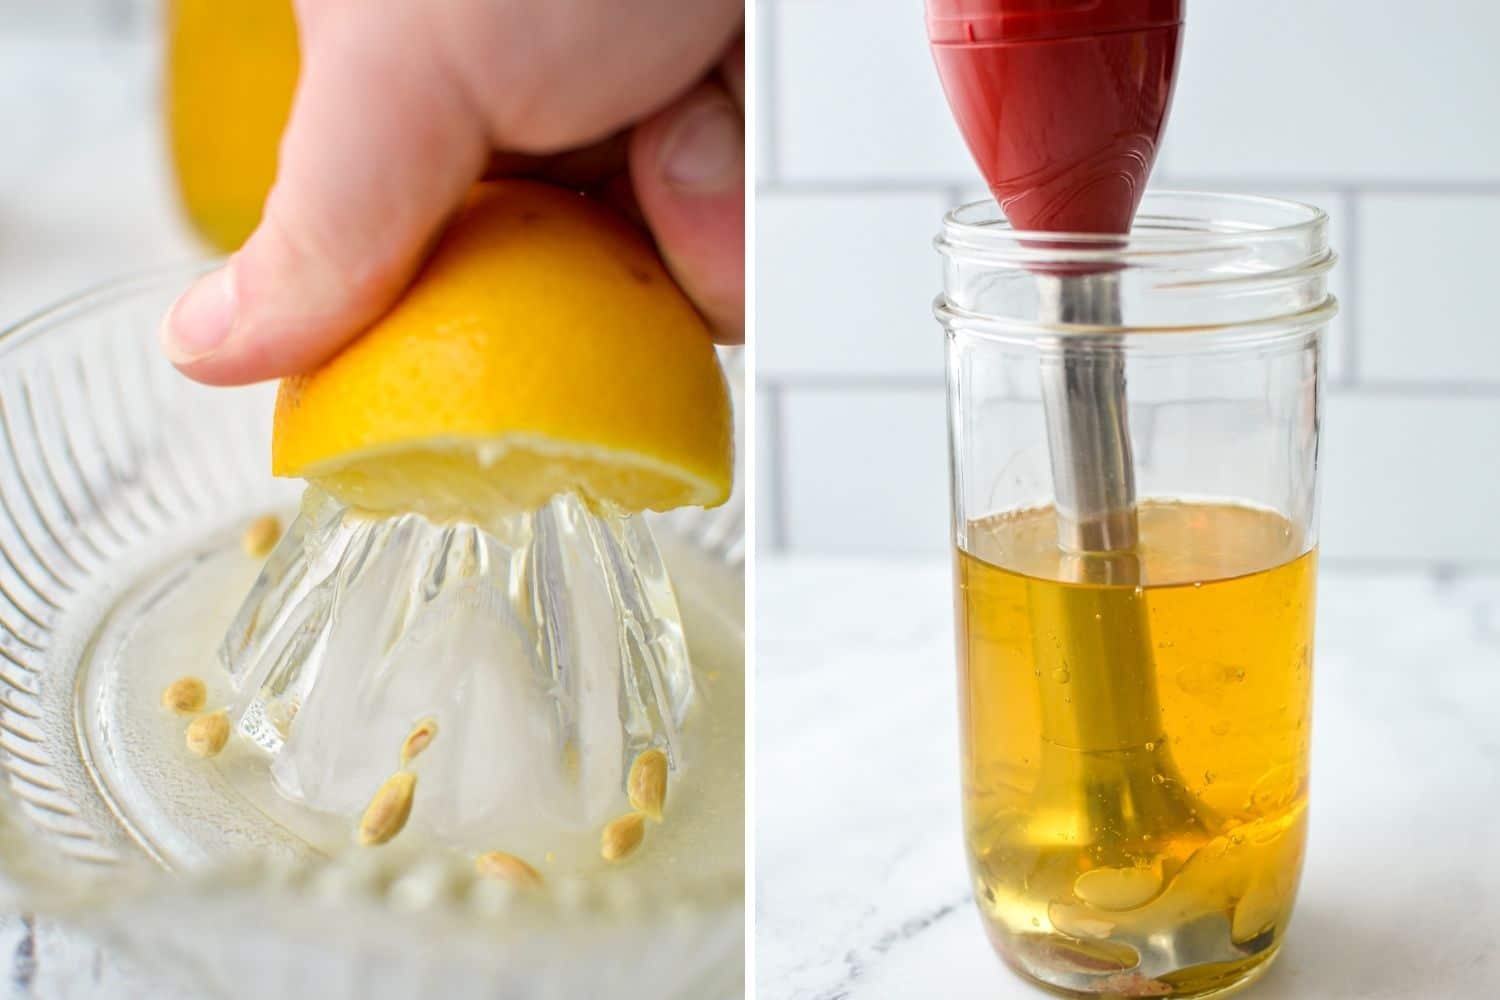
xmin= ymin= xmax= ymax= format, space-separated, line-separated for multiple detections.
xmin=160 ymin=0 xmax=744 ymax=386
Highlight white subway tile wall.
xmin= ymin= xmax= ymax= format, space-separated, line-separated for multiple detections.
xmin=759 ymin=0 xmax=1500 ymax=566
xmin=779 ymin=386 xmax=948 ymax=553
xmin=1160 ymin=1 xmax=1500 ymax=183
xmin=1359 ymin=195 xmax=1500 ymax=382
xmin=772 ymin=2 xmax=969 ymax=182
xmin=1321 ymin=394 xmax=1500 ymax=563
xmin=758 ymin=191 xmax=947 ymax=377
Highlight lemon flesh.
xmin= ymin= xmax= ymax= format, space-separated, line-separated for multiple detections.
xmin=304 ymin=435 xmax=724 ymax=524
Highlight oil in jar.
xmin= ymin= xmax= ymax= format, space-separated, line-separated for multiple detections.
xmin=955 ymin=501 xmax=1313 ymax=998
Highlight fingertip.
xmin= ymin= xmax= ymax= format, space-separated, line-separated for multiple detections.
xmin=160 ymin=266 xmax=237 ymax=368
xmin=657 ymin=94 xmax=742 ymax=195
xmin=156 ymin=247 xmax=318 ymax=385
xmin=630 ymin=83 xmax=745 ymax=341
xmin=158 ymin=236 xmax=348 ymax=387
xmin=160 ymin=265 xmax=286 ymax=385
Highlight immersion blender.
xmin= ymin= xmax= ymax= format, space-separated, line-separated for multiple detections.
xmin=928 ymin=0 xmax=1262 ymax=983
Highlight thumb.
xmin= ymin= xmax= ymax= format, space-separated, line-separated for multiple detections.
xmin=628 ymin=50 xmax=745 ymax=343
xmin=160 ymin=8 xmax=487 ymax=386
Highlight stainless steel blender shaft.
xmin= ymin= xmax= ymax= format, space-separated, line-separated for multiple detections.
xmin=1029 ymin=272 xmax=1245 ymax=975
xmin=1037 ymin=272 xmax=1139 ymax=562
xmin=1032 ymin=270 xmax=1161 ymax=744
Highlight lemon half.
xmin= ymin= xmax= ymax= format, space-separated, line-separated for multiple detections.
xmin=271 ymin=180 xmax=733 ymax=520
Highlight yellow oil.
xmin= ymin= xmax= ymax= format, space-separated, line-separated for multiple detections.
xmin=956 ymin=501 xmax=1313 ymax=998
xmin=166 ymin=0 xmax=299 ymax=251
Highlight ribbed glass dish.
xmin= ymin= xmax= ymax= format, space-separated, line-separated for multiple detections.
xmin=0 ymin=268 xmax=744 ymax=999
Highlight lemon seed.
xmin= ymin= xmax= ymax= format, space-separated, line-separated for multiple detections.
xmin=358 ymin=771 xmax=416 ymax=846
xmin=1232 ymin=875 xmax=1283 ymax=943
xmin=475 ymin=851 xmax=543 ymax=888
xmin=161 ymin=677 xmax=207 ymax=715
xmin=1073 ymin=866 xmax=1163 ymax=911
xmin=400 ymin=718 xmax=438 ymax=766
xmin=241 ymin=514 xmax=282 ymax=558
xmin=627 ymin=748 xmax=668 ymax=822
xmin=601 ymin=812 xmax=646 ymax=862
xmin=185 ymin=710 xmax=230 ymax=757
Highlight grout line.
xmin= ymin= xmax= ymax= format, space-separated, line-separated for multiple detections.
xmin=759 ymin=178 xmax=973 ymax=196
xmin=758 ymin=373 xmax=1500 ymax=397
xmin=1131 ymin=405 xmax=1158 ymax=469
xmin=761 ymin=373 xmax=947 ymax=392
xmin=762 ymin=176 xmax=1500 ymax=198
xmin=1320 ymin=557 xmax=1500 ymax=575
xmin=759 ymin=0 xmax=781 ymax=186
xmin=768 ymin=384 xmax=789 ymax=553
xmin=1336 ymin=187 xmax=1360 ymax=386
xmin=1331 ymin=380 xmax=1500 ymax=397
xmin=1151 ymin=175 xmax=1500 ymax=197
xmin=759 ymin=550 xmax=1500 ymax=576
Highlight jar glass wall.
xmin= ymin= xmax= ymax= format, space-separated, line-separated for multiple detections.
xmin=937 ymin=192 xmax=1336 ymax=998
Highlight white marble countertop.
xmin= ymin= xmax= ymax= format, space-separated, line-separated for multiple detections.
xmin=0 ymin=916 xmax=198 ymax=1000
xmin=756 ymin=557 xmax=1500 ymax=999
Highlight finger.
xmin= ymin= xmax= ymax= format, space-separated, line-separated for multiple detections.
xmin=483 ymin=132 xmax=630 ymax=189
xmin=628 ymin=76 xmax=744 ymax=343
xmin=719 ymin=36 xmax=744 ymax=108
xmin=160 ymin=5 xmax=488 ymax=385
xmin=440 ymin=0 xmax=743 ymax=153
xmin=598 ymin=172 xmax=646 ymax=228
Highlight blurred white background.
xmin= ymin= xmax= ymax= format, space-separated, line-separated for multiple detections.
xmin=0 ymin=7 xmax=236 ymax=993
xmin=0 ymin=0 xmax=200 ymax=322
xmin=756 ymin=0 xmax=1500 ymax=566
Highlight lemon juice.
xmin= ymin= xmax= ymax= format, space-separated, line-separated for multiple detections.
xmin=80 ymin=516 xmax=743 ymax=885
xmin=223 ymin=489 xmax=697 ymax=853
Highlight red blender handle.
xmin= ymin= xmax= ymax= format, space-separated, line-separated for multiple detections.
xmin=927 ymin=0 xmax=1184 ymax=235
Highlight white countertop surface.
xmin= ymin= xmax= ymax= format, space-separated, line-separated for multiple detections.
xmin=756 ymin=557 xmax=1500 ymax=999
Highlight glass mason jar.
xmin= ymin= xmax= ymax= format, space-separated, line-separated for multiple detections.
xmin=935 ymin=192 xmax=1336 ymax=998
xmin=166 ymin=0 xmax=299 ymax=252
